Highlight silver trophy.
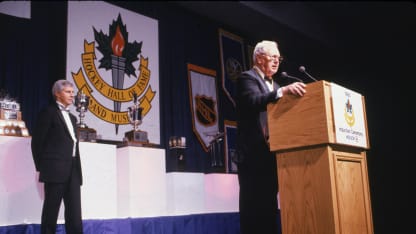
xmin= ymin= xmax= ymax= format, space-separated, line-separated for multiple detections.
xmin=124 ymin=92 xmax=148 ymax=144
xmin=75 ymin=91 xmax=90 ymax=128
xmin=127 ymin=92 xmax=142 ymax=131
xmin=74 ymin=90 xmax=96 ymax=142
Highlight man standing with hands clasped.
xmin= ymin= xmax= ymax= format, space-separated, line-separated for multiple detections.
xmin=31 ymin=79 xmax=84 ymax=234
xmin=235 ymin=40 xmax=306 ymax=234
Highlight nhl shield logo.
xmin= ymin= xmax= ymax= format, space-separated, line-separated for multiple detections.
xmin=195 ymin=95 xmax=217 ymax=126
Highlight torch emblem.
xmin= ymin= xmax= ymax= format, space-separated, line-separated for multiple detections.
xmin=93 ymin=14 xmax=142 ymax=134
xmin=110 ymin=26 xmax=126 ymax=132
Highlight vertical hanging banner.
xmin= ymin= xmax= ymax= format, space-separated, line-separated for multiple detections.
xmin=187 ymin=64 xmax=219 ymax=152
xmin=219 ymin=29 xmax=246 ymax=107
xmin=66 ymin=1 xmax=160 ymax=143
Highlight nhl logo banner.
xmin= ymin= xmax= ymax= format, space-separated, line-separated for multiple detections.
xmin=187 ymin=63 xmax=219 ymax=152
xmin=66 ymin=1 xmax=160 ymax=143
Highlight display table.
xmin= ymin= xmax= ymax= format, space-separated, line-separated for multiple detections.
xmin=166 ymin=172 xmax=205 ymax=215
xmin=79 ymin=142 xmax=117 ymax=219
xmin=204 ymin=173 xmax=239 ymax=213
xmin=0 ymin=136 xmax=118 ymax=225
xmin=0 ymin=136 xmax=40 ymax=226
xmin=0 ymin=136 xmax=239 ymax=226
xmin=117 ymin=146 xmax=167 ymax=217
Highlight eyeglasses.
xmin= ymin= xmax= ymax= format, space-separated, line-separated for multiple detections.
xmin=260 ymin=54 xmax=284 ymax=63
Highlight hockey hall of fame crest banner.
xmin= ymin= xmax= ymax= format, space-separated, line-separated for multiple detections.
xmin=66 ymin=1 xmax=160 ymax=143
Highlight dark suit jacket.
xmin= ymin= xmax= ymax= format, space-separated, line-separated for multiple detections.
xmin=235 ymin=68 xmax=280 ymax=160
xmin=31 ymin=103 xmax=83 ymax=185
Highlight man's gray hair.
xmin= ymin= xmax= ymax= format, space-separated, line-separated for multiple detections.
xmin=253 ymin=40 xmax=279 ymax=64
xmin=52 ymin=79 xmax=74 ymax=99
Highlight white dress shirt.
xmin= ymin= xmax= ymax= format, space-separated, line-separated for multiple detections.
xmin=57 ymin=102 xmax=77 ymax=157
xmin=253 ymin=66 xmax=283 ymax=98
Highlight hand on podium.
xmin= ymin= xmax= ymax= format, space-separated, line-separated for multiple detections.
xmin=281 ymin=82 xmax=306 ymax=97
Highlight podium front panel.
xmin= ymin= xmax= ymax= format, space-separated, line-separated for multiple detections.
xmin=268 ymin=81 xmax=335 ymax=152
xmin=277 ymin=145 xmax=373 ymax=234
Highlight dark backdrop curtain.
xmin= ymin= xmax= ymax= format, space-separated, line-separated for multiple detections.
xmin=0 ymin=2 xmax=67 ymax=133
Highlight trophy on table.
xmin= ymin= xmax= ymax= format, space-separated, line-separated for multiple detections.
xmin=168 ymin=136 xmax=187 ymax=171
xmin=124 ymin=92 xmax=149 ymax=145
xmin=74 ymin=90 xmax=96 ymax=142
xmin=0 ymin=90 xmax=29 ymax=137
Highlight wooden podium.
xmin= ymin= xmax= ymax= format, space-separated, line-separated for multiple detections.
xmin=267 ymin=80 xmax=373 ymax=234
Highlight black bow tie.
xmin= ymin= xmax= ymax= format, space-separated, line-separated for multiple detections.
xmin=58 ymin=104 xmax=70 ymax=112
xmin=265 ymin=77 xmax=273 ymax=84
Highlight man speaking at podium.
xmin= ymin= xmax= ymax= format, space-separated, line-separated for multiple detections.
xmin=235 ymin=40 xmax=306 ymax=234
xmin=31 ymin=80 xmax=83 ymax=234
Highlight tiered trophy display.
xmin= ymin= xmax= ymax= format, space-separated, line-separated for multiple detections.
xmin=74 ymin=90 xmax=96 ymax=142
xmin=123 ymin=92 xmax=149 ymax=146
xmin=0 ymin=92 xmax=29 ymax=137
xmin=168 ymin=136 xmax=187 ymax=171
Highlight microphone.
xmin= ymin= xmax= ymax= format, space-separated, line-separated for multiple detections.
xmin=299 ymin=66 xmax=318 ymax=82
xmin=280 ymin=72 xmax=303 ymax=82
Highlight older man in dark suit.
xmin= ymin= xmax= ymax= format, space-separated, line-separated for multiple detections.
xmin=235 ymin=40 xmax=306 ymax=234
xmin=31 ymin=79 xmax=83 ymax=234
